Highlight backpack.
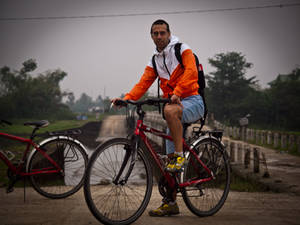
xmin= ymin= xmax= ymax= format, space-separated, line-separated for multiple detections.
xmin=152 ymin=42 xmax=208 ymax=127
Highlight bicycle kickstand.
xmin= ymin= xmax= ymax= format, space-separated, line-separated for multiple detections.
xmin=23 ymin=176 xmax=26 ymax=203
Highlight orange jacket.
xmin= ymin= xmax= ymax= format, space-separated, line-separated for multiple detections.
xmin=124 ymin=36 xmax=199 ymax=100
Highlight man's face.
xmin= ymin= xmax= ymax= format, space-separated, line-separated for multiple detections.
xmin=151 ymin=24 xmax=170 ymax=52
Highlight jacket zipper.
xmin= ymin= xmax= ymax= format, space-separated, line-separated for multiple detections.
xmin=163 ymin=53 xmax=171 ymax=77
xmin=163 ymin=53 xmax=174 ymax=90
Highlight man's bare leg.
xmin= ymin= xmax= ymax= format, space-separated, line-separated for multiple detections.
xmin=164 ymin=104 xmax=183 ymax=154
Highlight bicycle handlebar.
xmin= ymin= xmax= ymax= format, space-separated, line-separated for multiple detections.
xmin=114 ymin=98 xmax=170 ymax=107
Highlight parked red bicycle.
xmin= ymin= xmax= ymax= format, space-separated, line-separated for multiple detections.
xmin=84 ymin=98 xmax=230 ymax=225
xmin=0 ymin=119 xmax=88 ymax=199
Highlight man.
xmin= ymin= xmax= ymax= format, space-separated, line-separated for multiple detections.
xmin=112 ymin=19 xmax=204 ymax=216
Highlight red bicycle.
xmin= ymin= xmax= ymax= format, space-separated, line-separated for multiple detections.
xmin=84 ymin=98 xmax=230 ymax=225
xmin=0 ymin=119 xmax=88 ymax=199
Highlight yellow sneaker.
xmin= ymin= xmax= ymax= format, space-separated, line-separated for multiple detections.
xmin=148 ymin=202 xmax=179 ymax=217
xmin=166 ymin=154 xmax=186 ymax=173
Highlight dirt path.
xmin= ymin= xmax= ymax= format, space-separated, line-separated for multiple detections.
xmin=1 ymin=186 xmax=300 ymax=225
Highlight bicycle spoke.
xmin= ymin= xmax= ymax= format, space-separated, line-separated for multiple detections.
xmin=84 ymin=138 xmax=152 ymax=224
xmin=29 ymin=138 xmax=87 ymax=199
xmin=182 ymin=138 xmax=230 ymax=217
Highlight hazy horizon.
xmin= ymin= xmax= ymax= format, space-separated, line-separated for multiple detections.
xmin=1 ymin=0 xmax=300 ymax=100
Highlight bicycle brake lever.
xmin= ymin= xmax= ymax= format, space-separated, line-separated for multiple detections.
xmin=110 ymin=102 xmax=114 ymax=110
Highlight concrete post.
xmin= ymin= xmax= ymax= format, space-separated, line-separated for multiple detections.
xmin=267 ymin=131 xmax=273 ymax=145
xmin=261 ymin=152 xmax=270 ymax=178
xmin=250 ymin=129 xmax=255 ymax=142
xmin=223 ymin=126 xmax=228 ymax=137
xmin=244 ymin=145 xmax=251 ymax=169
xmin=241 ymin=127 xmax=246 ymax=141
xmin=236 ymin=127 xmax=240 ymax=140
xmin=237 ymin=143 xmax=243 ymax=163
xmin=274 ymin=132 xmax=279 ymax=148
xmin=281 ymin=134 xmax=287 ymax=149
xmin=297 ymin=136 xmax=300 ymax=154
xmin=229 ymin=127 xmax=233 ymax=138
xmin=246 ymin=128 xmax=251 ymax=142
xmin=230 ymin=142 xmax=235 ymax=162
xmin=252 ymin=129 xmax=256 ymax=142
xmin=261 ymin=131 xmax=266 ymax=145
xmin=256 ymin=130 xmax=261 ymax=145
xmin=288 ymin=134 xmax=295 ymax=151
xmin=232 ymin=127 xmax=237 ymax=139
xmin=253 ymin=147 xmax=260 ymax=173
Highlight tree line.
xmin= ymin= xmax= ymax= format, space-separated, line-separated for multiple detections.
xmin=0 ymin=59 xmax=73 ymax=120
xmin=1 ymin=55 xmax=299 ymax=131
xmin=206 ymin=52 xmax=300 ymax=131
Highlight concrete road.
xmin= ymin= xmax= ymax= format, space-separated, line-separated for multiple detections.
xmin=96 ymin=115 xmax=127 ymax=143
xmin=1 ymin=186 xmax=300 ymax=225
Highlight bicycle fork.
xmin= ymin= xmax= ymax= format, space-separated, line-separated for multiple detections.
xmin=113 ymin=137 xmax=138 ymax=185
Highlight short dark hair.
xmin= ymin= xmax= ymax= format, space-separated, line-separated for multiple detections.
xmin=150 ymin=19 xmax=170 ymax=34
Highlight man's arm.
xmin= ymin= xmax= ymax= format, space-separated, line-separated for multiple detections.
xmin=123 ymin=66 xmax=157 ymax=101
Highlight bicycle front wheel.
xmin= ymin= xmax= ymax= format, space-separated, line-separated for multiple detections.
xmin=84 ymin=138 xmax=152 ymax=225
xmin=182 ymin=137 xmax=230 ymax=217
xmin=28 ymin=137 xmax=88 ymax=199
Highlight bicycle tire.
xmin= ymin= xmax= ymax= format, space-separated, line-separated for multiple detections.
xmin=84 ymin=138 xmax=152 ymax=225
xmin=28 ymin=137 xmax=88 ymax=199
xmin=182 ymin=137 xmax=230 ymax=217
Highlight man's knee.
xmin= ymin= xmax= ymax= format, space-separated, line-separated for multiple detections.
xmin=164 ymin=105 xmax=182 ymax=120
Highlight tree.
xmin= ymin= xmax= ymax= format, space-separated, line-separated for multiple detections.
xmin=207 ymin=52 xmax=257 ymax=124
xmin=0 ymin=59 xmax=74 ymax=119
xmin=267 ymin=67 xmax=300 ymax=130
xmin=65 ymin=92 xmax=75 ymax=108
xmin=71 ymin=93 xmax=94 ymax=113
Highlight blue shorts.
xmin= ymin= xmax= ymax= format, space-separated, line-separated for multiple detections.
xmin=166 ymin=94 xmax=205 ymax=154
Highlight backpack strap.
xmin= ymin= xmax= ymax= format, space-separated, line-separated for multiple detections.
xmin=152 ymin=55 xmax=160 ymax=98
xmin=174 ymin=43 xmax=183 ymax=68
xmin=152 ymin=54 xmax=162 ymax=113
xmin=152 ymin=55 xmax=158 ymax=77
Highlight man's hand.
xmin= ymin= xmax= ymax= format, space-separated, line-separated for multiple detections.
xmin=111 ymin=98 xmax=126 ymax=109
xmin=111 ymin=98 xmax=121 ymax=105
xmin=170 ymin=94 xmax=183 ymax=107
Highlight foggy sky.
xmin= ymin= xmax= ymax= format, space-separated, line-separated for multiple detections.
xmin=1 ymin=0 xmax=300 ymax=99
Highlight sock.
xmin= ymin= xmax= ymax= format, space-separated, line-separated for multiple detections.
xmin=168 ymin=201 xmax=176 ymax=205
xmin=175 ymin=152 xmax=184 ymax=157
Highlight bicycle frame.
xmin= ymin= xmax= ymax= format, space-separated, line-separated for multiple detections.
xmin=134 ymin=118 xmax=214 ymax=189
xmin=0 ymin=132 xmax=62 ymax=177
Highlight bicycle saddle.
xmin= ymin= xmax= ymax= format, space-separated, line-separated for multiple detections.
xmin=24 ymin=120 xmax=49 ymax=128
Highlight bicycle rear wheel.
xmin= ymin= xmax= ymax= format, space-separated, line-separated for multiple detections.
xmin=84 ymin=138 xmax=152 ymax=225
xmin=182 ymin=137 xmax=230 ymax=217
xmin=28 ymin=137 xmax=88 ymax=199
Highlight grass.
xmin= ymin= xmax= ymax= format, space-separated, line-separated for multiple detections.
xmin=230 ymin=171 xmax=270 ymax=192
xmin=1 ymin=116 xmax=101 ymax=135
xmin=246 ymin=139 xmax=300 ymax=157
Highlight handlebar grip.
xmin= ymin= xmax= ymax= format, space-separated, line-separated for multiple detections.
xmin=114 ymin=99 xmax=128 ymax=107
